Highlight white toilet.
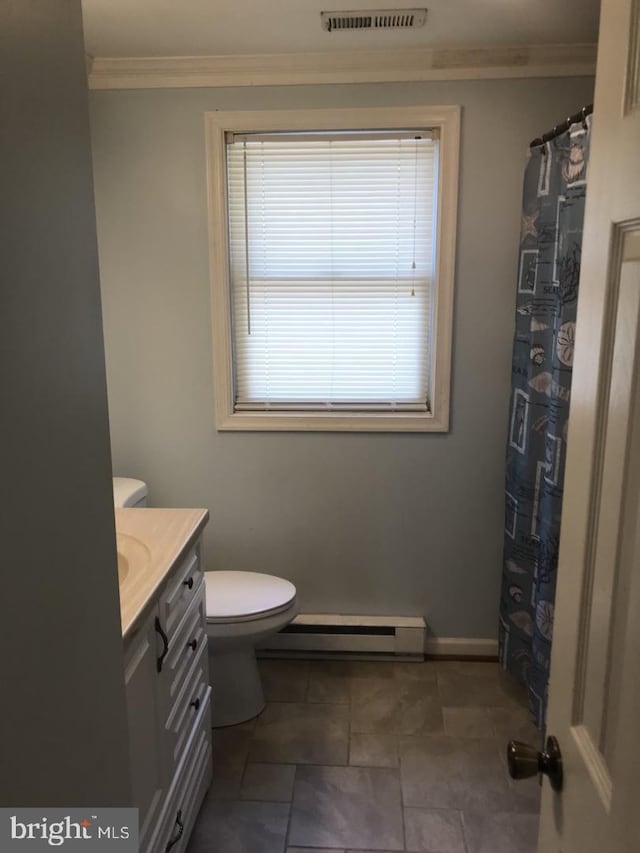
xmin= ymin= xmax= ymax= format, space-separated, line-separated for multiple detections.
xmin=204 ymin=571 xmax=298 ymax=727
xmin=113 ymin=477 xmax=148 ymax=508
xmin=112 ymin=477 xmax=298 ymax=728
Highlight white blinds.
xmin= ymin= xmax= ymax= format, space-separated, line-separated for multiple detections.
xmin=226 ymin=131 xmax=438 ymax=411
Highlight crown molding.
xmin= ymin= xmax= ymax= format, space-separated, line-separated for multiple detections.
xmin=88 ymin=43 xmax=596 ymax=90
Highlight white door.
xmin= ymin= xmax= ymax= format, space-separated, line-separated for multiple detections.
xmin=124 ymin=609 xmax=167 ymax=850
xmin=537 ymin=0 xmax=640 ymax=850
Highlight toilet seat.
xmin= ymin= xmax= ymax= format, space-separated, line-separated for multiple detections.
xmin=204 ymin=571 xmax=297 ymax=624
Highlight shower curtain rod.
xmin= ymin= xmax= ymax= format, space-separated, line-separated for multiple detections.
xmin=529 ymin=103 xmax=593 ymax=148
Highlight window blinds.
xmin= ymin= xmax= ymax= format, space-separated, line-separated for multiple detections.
xmin=225 ymin=131 xmax=438 ymax=411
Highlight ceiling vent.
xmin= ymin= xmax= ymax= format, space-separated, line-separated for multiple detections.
xmin=321 ymin=8 xmax=427 ymax=32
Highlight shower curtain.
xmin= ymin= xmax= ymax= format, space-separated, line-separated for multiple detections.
xmin=499 ymin=116 xmax=591 ymax=729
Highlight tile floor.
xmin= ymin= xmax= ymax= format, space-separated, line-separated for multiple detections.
xmin=187 ymin=659 xmax=542 ymax=853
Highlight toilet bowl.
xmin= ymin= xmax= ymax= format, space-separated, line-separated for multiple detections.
xmin=204 ymin=571 xmax=298 ymax=727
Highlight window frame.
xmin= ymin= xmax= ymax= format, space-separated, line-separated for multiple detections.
xmin=205 ymin=105 xmax=460 ymax=432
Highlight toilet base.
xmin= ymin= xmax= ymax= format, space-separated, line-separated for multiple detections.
xmin=208 ymin=644 xmax=265 ymax=727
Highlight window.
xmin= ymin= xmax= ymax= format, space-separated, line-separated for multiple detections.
xmin=206 ymin=107 xmax=459 ymax=431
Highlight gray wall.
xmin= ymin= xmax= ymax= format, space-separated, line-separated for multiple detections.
xmin=0 ymin=1 xmax=131 ymax=805
xmin=91 ymin=76 xmax=594 ymax=640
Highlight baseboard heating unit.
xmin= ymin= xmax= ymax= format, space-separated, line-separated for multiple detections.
xmin=257 ymin=614 xmax=426 ymax=661
xmin=257 ymin=614 xmax=500 ymax=661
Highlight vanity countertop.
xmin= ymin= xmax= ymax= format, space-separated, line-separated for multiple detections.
xmin=116 ymin=507 xmax=209 ymax=638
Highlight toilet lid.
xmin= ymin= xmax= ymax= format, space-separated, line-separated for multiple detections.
xmin=204 ymin=571 xmax=297 ymax=623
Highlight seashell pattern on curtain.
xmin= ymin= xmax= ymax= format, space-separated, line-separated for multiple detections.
xmin=499 ymin=116 xmax=591 ymax=729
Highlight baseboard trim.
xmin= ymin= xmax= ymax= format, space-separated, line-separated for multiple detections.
xmin=425 ymin=637 xmax=499 ymax=659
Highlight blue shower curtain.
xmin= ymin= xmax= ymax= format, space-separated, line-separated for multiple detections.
xmin=499 ymin=117 xmax=591 ymax=729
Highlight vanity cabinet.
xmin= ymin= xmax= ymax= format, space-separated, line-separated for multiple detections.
xmin=123 ymin=539 xmax=212 ymax=853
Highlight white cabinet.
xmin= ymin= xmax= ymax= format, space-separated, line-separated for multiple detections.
xmin=123 ymin=539 xmax=212 ymax=853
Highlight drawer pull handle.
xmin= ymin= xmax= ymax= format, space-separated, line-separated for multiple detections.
xmin=183 ymin=577 xmax=194 ymax=590
xmin=155 ymin=617 xmax=169 ymax=674
xmin=190 ymin=697 xmax=200 ymax=711
xmin=187 ymin=638 xmax=198 ymax=651
xmin=165 ymin=810 xmax=184 ymax=851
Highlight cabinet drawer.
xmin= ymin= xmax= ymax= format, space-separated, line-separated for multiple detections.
xmin=162 ymin=584 xmax=208 ymax=720
xmin=152 ymin=690 xmax=212 ymax=853
xmin=165 ymin=639 xmax=210 ymax=774
xmin=159 ymin=547 xmax=202 ymax=640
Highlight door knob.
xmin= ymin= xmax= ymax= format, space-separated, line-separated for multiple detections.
xmin=507 ymin=735 xmax=563 ymax=792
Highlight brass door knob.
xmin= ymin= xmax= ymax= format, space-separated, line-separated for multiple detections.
xmin=507 ymin=735 xmax=563 ymax=791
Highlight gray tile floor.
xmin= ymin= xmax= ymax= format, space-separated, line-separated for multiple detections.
xmin=187 ymin=659 xmax=542 ymax=853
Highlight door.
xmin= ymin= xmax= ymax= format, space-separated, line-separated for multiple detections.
xmin=124 ymin=610 xmax=167 ymax=850
xmin=537 ymin=0 xmax=640 ymax=850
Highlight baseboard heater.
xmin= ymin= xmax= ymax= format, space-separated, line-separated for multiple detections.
xmin=257 ymin=614 xmax=426 ymax=660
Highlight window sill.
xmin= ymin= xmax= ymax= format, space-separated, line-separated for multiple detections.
xmin=215 ymin=409 xmax=449 ymax=432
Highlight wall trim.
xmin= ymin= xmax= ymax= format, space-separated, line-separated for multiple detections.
xmin=425 ymin=636 xmax=498 ymax=658
xmin=88 ymin=43 xmax=596 ymax=90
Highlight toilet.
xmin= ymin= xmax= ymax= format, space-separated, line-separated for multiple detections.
xmin=113 ymin=477 xmax=148 ymax=508
xmin=204 ymin=571 xmax=298 ymax=727
xmin=112 ymin=477 xmax=298 ymax=728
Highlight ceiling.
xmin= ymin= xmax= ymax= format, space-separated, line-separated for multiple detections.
xmin=82 ymin=0 xmax=600 ymax=58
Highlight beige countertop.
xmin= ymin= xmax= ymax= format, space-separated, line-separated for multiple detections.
xmin=116 ymin=507 xmax=209 ymax=638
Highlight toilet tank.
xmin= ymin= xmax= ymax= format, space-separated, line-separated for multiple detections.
xmin=113 ymin=477 xmax=148 ymax=508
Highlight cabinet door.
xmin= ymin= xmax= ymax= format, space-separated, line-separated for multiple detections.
xmin=124 ymin=610 xmax=166 ymax=849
